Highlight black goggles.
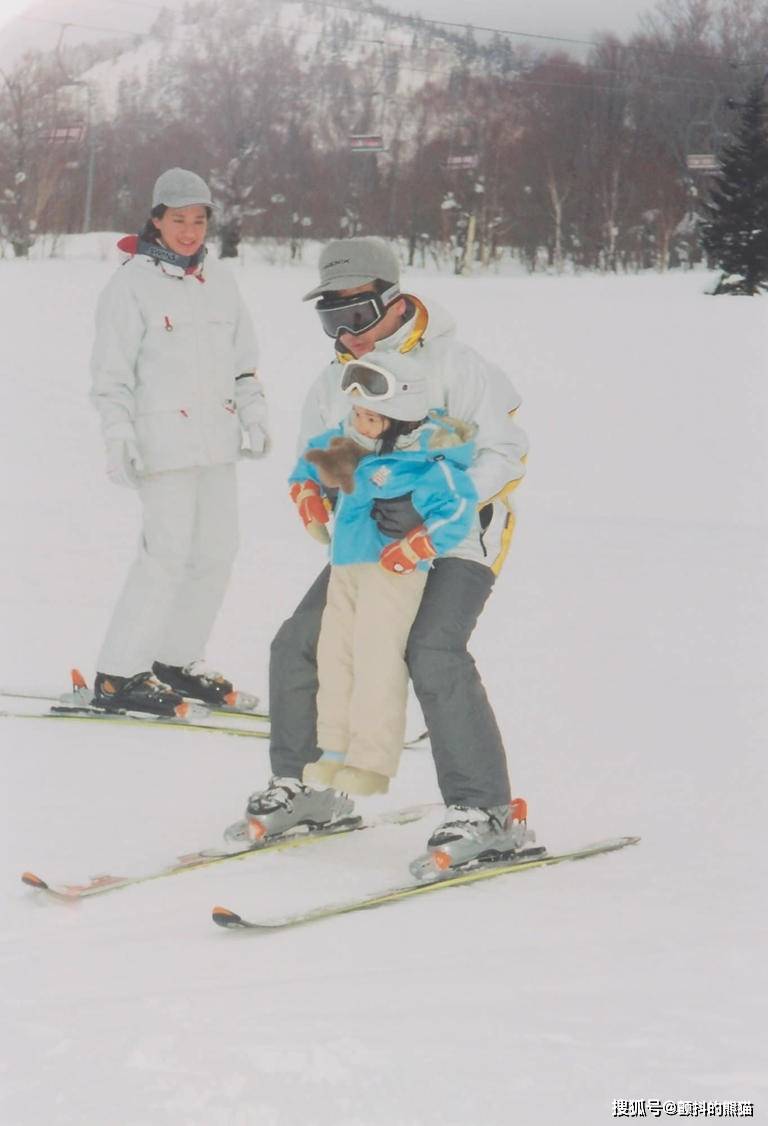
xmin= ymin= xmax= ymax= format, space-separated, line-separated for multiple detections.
xmin=315 ymin=284 xmax=400 ymax=339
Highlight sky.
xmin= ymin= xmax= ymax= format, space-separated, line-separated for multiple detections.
xmin=394 ymin=0 xmax=654 ymax=44
xmin=0 ymin=0 xmax=658 ymax=44
xmin=0 ymin=0 xmax=32 ymax=28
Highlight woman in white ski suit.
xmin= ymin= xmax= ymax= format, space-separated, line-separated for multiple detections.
xmin=90 ymin=168 xmax=268 ymax=711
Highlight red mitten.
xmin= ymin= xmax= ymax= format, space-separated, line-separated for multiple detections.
xmin=379 ymin=525 xmax=437 ymax=574
xmin=290 ymin=480 xmax=330 ymax=544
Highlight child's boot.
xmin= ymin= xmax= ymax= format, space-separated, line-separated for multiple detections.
xmin=303 ymin=751 xmax=345 ymax=786
xmin=333 ymin=765 xmax=390 ymax=796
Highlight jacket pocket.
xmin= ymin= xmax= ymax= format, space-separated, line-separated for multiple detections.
xmin=134 ymin=408 xmax=201 ymax=473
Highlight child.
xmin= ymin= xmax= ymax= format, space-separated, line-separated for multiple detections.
xmin=287 ymin=353 xmax=478 ymax=797
xmin=90 ymin=168 xmax=269 ymax=716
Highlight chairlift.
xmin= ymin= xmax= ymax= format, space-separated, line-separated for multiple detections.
xmin=686 ymin=153 xmax=719 ymax=172
xmin=44 ymin=125 xmax=87 ymax=144
xmin=41 ymin=80 xmax=88 ymax=146
xmin=349 ymin=133 xmax=386 ymax=153
xmin=444 ymin=152 xmax=479 ymax=171
xmin=349 ymin=40 xmax=393 ymax=156
xmin=444 ymin=112 xmax=478 ymax=172
xmin=685 ymin=119 xmax=719 ymax=173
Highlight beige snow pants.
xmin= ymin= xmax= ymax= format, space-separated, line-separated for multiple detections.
xmin=316 ymin=562 xmax=428 ymax=777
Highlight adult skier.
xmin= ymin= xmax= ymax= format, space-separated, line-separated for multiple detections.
xmin=90 ymin=168 xmax=269 ymax=716
xmin=232 ymin=236 xmax=528 ymax=870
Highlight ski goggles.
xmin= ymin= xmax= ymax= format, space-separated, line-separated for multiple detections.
xmin=315 ymin=283 xmax=400 ymax=339
xmin=340 ymin=360 xmax=397 ymax=402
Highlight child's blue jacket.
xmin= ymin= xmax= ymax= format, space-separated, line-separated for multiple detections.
xmin=289 ymin=413 xmax=478 ymax=567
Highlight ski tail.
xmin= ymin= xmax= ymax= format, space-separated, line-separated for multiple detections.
xmin=21 ymin=872 xmax=50 ymax=891
xmin=212 ymin=907 xmax=249 ymax=929
xmin=71 ymin=668 xmax=88 ymax=691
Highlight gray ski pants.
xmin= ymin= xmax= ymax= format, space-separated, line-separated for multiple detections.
xmin=269 ymin=557 xmax=511 ymax=808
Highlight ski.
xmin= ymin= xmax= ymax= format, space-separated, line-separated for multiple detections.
xmin=0 ymin=688 xmax=429 ymax=748
xmin=1 ymin=705 xmax=270 ymax=740
xmin=211 ymin=836 xmax=641 ymax=932
xmin=20 ymin=803 xmax=439 ymax=900
xmin=0 ymin=707 xmax=429 ymax=750
xmin=0 ymin=677 xmax=269 ymax=721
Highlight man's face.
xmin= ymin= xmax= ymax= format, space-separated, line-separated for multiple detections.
xmin=333 ymin=283 xmax=407 ymax=358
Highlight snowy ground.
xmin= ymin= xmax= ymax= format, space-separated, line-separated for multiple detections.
xmin=0 ymin=240 xmax=766 ymax=1125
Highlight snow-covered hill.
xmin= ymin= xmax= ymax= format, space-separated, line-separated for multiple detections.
xmin=0 ymin=0 xmax=199 ymax=61
xmin=0 ymin=0 xmax=172 ymax=64
xmin=1 ymin=0 xmax=523 ymax=121
xmin=0 ymin=242 xmax=766 ymax=1124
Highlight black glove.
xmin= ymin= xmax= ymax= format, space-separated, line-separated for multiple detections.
xmin=371 ymin=493 xmax=423 ymax=538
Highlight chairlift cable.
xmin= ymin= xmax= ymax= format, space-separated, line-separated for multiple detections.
xmin=20 ymin=0 xmax=748 ymax=71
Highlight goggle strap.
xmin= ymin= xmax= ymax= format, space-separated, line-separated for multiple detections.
xmin=379 ymin=282 xmax=400 ymax=304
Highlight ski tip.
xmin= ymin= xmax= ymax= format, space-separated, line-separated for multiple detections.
xmin=212 ymin=905 xmax=244 ymax=928
xmin=21 ymin=871 xmax=49 ymax=890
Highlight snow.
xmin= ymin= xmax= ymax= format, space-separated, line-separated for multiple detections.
xmin=1 ymin=241 xmax=766 ymax=1125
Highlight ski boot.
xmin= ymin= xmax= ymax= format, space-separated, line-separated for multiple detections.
xmin=92 ymin=671 xmax=188 ymax=718
xmin=409 ymin=797 xmax=536 ymax=882
xmin=151 ymin=660 xmax=236 ymax=706
xmin=224 ymin=777 xmax=358 ymax=845
xmin=152 ymin=660 xmax=260 ymax=712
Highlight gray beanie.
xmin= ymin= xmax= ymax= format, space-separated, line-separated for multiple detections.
xmin=303 ymin=237 xmax=400 ymax=301
xmin=342 ymin=353 xmax=428 ymax=423
xmin=152 ymin=168 xmax=213 ymax=210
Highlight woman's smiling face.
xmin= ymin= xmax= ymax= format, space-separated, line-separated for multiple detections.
xmin=153 ymin=204 xmax=208 ymax=256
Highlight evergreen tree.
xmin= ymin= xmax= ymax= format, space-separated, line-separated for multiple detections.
xmin=701 ymin=81 xmax=768 ymax=295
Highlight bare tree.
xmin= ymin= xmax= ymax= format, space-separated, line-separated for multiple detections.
xmin=0 ymin=55 xmax=70 ymax=256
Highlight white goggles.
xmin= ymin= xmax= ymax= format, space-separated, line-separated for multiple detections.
xmin=340 ymin=361 xmax=397 ymax=402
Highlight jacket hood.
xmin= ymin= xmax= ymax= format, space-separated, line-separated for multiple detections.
xmin=338 ymin=409 xmax=475 ymax=467
xmin=116 ymin=234 xmax=207 ymax=276
xmin=416 ymin=411 xmax=476 ymax=468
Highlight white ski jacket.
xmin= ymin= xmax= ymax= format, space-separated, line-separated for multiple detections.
xmin=297 ymin=297 xmax=527 ymax=571
xmin=91 ymin=248 xmax=267 ymax=475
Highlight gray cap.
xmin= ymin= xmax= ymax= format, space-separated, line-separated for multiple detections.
xmin=344 ymin=353 xmax=428 ymax=423
xmin=303 ymin=236 xmax=400 ymax=301
xmin=152 ymin=168 xmax=213 ymax=210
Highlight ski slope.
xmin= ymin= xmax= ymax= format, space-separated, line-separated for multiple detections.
xmin=0 ymin=240 xmax=765 ymax=1125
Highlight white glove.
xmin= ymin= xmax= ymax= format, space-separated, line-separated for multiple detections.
xmin=241 ymin=423 xmax=271 ymax=459
xmin=106 ymin=438 xmax=143 ymax=488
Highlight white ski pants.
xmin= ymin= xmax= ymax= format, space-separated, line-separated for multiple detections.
xmin=97 ymin=464 xmax=238 ymax=676
xmin=316 ymin=562 xmax=428 ymax=777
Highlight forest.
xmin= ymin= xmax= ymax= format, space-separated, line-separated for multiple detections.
xmin=1 ymin=0 xmax=767 ymax=272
